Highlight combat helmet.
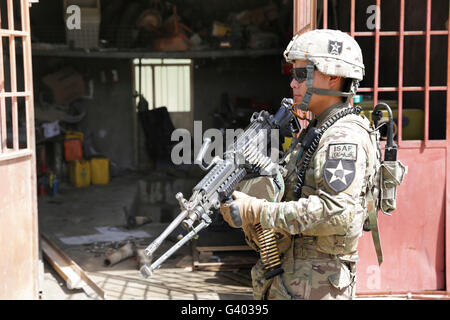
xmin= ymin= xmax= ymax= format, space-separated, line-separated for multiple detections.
xmin=284 ymin=29 xmax=365 ymax=111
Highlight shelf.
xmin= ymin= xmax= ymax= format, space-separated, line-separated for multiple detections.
xmin=32 ymin=46 xmax=283 ymax=59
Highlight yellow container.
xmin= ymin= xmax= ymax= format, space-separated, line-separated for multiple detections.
xmin=90 ymin=158 xmax=110 ymax=185
xmin=282 ymin=137 xmax=292 ymax=152
xmin=357 ymin=99 xmax=398 ymax=112
xmin=400 ymin=109 xmax=424 ymax=140
xmin=212 ymin=21 xmax=231 ymax=37
xmin=69 ymin=160 xmax=91 ymax=188
xmin=361 ymin=108 xmax=424 ymax=140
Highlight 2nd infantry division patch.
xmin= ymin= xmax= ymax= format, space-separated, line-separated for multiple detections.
xmin=323 ymin=143 xmax=357 ymax=193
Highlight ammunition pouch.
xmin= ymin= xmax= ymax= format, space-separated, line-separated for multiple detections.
xmin=362 ymin=146 xmax=407 ymax=265
xmin=235 ymin=169 xmax=292 ymax=255
xmin=379 ymin=160 xmax=407 ymax=214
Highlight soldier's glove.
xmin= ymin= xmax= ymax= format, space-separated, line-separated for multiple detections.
xmin=220 ymin=191 xmax=266 ymax=228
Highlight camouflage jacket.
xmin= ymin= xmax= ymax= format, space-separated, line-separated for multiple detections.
xmin=260 ymin=102 xmax=380 ymax=260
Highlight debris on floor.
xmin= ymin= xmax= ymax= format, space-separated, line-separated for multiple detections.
xmin=41 ymin=234 xmax=106 ymax=300
xmin=38 ymin=173 xmax=255 ymax=300
xmin=104 ymin=241 xmax=136 ymax=267
xmin=58 ymin=226 xmax=151 ymax=246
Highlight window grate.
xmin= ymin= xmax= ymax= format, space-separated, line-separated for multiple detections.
xmin=316 ymin=0 xmax=450 ymax=144
xmin=134 ymin=58 xmax=192 ymax=113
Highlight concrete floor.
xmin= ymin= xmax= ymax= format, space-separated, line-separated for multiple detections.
xmin=41 ymin=259 xmax=254 ymax=300
xmin=38 ymin=171 xmax=429 ymax=301
xmin=38 ymin=172 xmax=254 ymax=300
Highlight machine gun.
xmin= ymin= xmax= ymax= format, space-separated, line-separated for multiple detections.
xmin=140 ymin=98 xmax=297 ymax=278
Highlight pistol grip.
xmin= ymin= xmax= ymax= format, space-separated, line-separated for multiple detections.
xmin=223 ymin=196 xmax=243 ymax=228
xmin=229 ymin=204 xmax=243 ymax=228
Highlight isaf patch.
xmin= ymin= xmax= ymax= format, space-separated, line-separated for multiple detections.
xmin=328 ymin=143 xmax=357 ymax=160
xmin=323 ymin=143 xmax=357 ymax=193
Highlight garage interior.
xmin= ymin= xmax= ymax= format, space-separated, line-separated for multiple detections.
xmin=1 ymin=0 xmax=449 ymax=300
xmin=29 ymin=0 xmax=294 ymax=300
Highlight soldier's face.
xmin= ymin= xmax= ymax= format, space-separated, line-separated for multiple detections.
xmin=290 ymin=60 xmax=341 ymax=115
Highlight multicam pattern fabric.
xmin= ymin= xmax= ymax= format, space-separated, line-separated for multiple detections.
xmin=236 ymin=172 xmax=292 ymax=254
xmin=284 ymin=29 xmax=365 ymax=81
xmin=265 ymin=254 xmax=356 ymax=300
xmin=236 ymin=173 xmax=284 ymax=203
xmin=252 ymin=104 xmax=378 ymax=300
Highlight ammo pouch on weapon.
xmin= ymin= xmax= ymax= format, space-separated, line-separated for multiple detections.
xmin=379 ymin=160 xmax=407 ymax=214
xmin=235 ymin=170 xmax=292 ymax=254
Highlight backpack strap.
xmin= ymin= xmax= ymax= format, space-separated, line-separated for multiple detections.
xmin=366 ymin=189 xmax=383 ymax=265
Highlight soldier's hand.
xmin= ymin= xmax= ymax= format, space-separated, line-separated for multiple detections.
xmin=220 ymin=191 xmax=266 ymax=228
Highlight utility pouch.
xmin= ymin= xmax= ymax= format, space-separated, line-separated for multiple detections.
xmin=379 ymin=160 xmax=407 ymax=214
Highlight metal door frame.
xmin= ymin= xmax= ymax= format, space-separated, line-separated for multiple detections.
xmin=0 ymin=0 xmax=40 ymax=299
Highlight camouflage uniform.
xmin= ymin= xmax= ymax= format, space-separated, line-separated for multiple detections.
xmin=249 ymin=102 xmax=380 ymax=300
xmin=229 ymin=29 xmax=380 ymax=300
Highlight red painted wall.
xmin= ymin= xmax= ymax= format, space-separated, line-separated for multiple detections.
xmin=356 ymin=146 xmax=446 ymax=293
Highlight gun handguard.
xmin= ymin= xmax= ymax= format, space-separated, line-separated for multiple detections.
xmin=140 ymin=98 xmax=295 ymax=278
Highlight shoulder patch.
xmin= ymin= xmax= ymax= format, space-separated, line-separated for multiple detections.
xmin=328 ymin=143 xmax=357 ymax=160
xmin=324 ymin=143 xmax=357 ymax=193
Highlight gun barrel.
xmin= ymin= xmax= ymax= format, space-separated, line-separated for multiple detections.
xmin=144 ymin=209 xmax=189 ymax=257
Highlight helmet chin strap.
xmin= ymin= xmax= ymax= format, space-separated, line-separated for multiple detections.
xmin=296 ymin=61 xmax=360 ymax=112
xmin=296 ymin=61 xmax=315 ymax=112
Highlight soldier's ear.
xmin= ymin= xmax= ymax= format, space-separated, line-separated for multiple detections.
xmin=329 ymin=75 xmax=342 ymax=90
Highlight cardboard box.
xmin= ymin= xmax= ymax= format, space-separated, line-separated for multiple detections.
xmin=42 ymin=67 xmax=85 ymax=105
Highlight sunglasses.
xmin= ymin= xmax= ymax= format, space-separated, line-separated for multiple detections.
xmin=290 ymin=66 xmax=315 ymax=83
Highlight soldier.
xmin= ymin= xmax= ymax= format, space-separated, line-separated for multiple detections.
xmin=221 ymin=29 xmax=380 ymax=300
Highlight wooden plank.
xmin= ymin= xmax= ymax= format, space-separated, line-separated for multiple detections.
xmin=193 ymin=262 xmax=256 ymax=272
xmin=194 ymin=261 xmax=256 ymax=267
xmin=41 ymin=234 xmax=106 ymax=299
xmin=195 ymin=245 xmax=253 ymax=252
xmin=192 ymin=242 xmax=257 ymax=271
